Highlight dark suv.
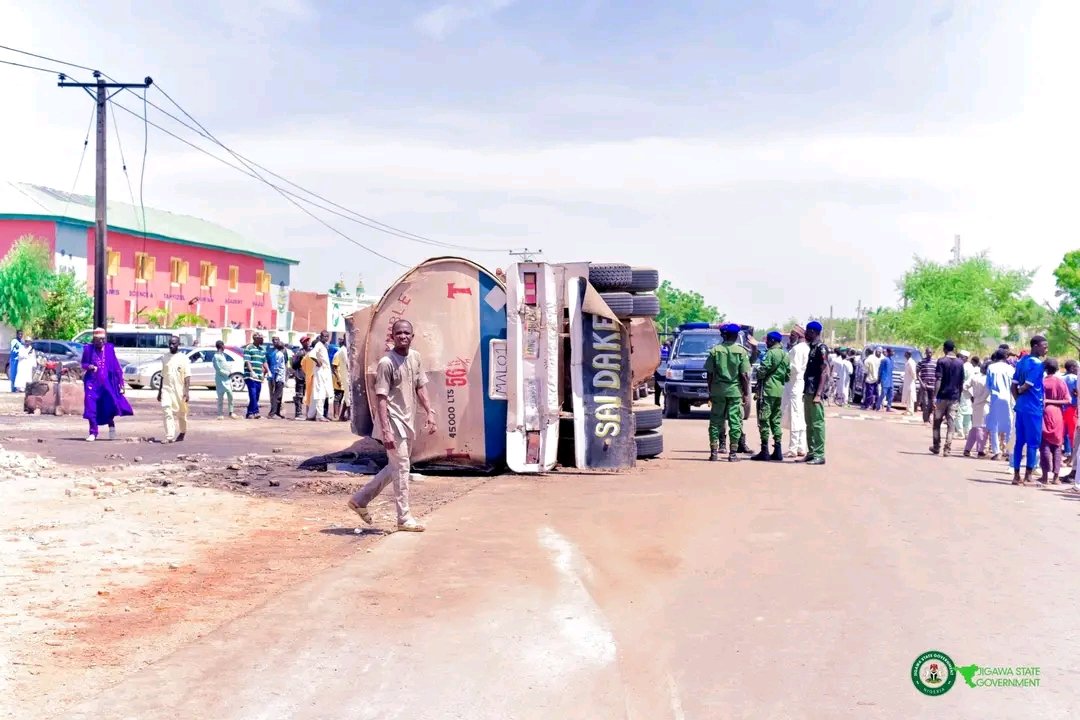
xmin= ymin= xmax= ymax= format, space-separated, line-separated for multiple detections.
xmin=662 ymin=324 xmax=758 ymax=418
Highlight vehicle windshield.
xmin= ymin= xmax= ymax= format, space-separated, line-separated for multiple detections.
xmin=674 ymin=333 xmax=722 ymax=357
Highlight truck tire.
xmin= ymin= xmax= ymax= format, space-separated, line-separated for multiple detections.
xmin=628 ymin=267 xmax=660 ymax=292
xmin=664 ymin=392 xmax=680 ymax=419
xmin=631 ymin=293 xmax=660 ymax=318
xmin=632 ymin=405 xmax=663 ymax=433
xmin=588 ymin=263 xmax=632 ymax=291
xmin=599 ymin=292 xmax=634 ymax=318
xmin=635 ymin=430 xmax=663 ymax=458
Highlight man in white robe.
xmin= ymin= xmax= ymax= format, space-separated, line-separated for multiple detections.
xmin=307 ymin=330 xmax=334 ymax=422
xmin=902 ymin=350 xmax=918 ymax=415
xmin=782 ymin=325 xmax=809 ymax=457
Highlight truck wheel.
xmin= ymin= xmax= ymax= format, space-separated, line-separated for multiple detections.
xmin=664 ymin=393 xmax=680 ymax=419
xmin=630 ymin=293 xmax=660 ymax=318
xmin=599 ymin=292 xmax=634 ymax=318
xmin=588 ymin=263 xmax=632 ymax=291
xmin=628 ymin=267 xmax=660 ymax=293
xmin=679 ymin=399 xmax=691 ymax=415
xmin=635 ymin=430 xmax=663 ymax=458
xmin=632 ymin=405 xmax=663 ymax=433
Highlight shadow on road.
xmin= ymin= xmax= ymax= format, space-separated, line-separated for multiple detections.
xmin=319 ymin=527 xmax=387 ymax=537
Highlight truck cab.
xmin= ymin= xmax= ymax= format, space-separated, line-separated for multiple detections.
xmin=662 ymin=323 xmax=758 ymax=419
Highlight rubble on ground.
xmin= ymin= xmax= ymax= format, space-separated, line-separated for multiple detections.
xmin=0 ymin=444 xmax=54 ymax=480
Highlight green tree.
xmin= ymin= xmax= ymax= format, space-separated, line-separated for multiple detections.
xmin=880 ymin=255 xmax=1037 ymax=348
xmin=37 ymin=272 xmax=93 ymax=339
xmin=137 ymin=307 xmax=170 ymax=328
xmin=0 ymin=236 xmax=52 ymax=332
xmin=172 ymin=312 xmax=209 ymax=327
xmin=1048 ymin=250 xmax=1080 ymax=354
xmin=655 ymin=280 xmax=723 ymax=331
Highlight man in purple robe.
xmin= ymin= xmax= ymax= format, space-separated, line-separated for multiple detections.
xmin=81 ymin=327 xmax=133 ymax=441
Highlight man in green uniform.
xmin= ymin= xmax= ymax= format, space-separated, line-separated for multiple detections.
xmin=752 ymin=331 xmax=790 ymax=462
xmin=705 ymin=323 xmax=751 ymax=462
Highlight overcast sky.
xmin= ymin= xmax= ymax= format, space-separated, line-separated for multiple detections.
xmin=2 ymin=0 xmax=1077 ymax=326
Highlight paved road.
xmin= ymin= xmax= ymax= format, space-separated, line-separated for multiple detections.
xmin=60 ymin=409 xmax=1080 ymax=719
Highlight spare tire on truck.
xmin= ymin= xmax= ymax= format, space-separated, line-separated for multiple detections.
xmin=628 ymin=267 xmax=660 ymax=293
xmin=635 ymin=430 xmax=664 ymax=458
xmin=588 ymin=263 xmax=632 ymax=291
xmin=599 ymin=292 xmax=634 ymax=318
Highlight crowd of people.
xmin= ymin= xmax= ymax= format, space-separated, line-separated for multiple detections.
xmin=831 ymin=334 xmax=1080 ymax=488
xmin=79 ymin=328 xmax=354 ymax=444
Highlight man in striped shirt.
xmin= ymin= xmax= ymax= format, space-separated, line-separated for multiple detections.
xmin=917 ymin=347 xmax=937 ymax=423
xmin=243 ymin=332 xmax=270 ymax=419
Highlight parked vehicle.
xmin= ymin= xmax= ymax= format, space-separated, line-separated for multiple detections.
xmin=124 ymin=346 xmax=246 ymax=391
xmin=72 ymin=328 xmax=197 ymax=367
xmin=1 ymin=340 xmax=85 ymax=378
xmin=851 ymin=344 xmax=922 ymax=403
xmin=662 ymin=323 xmax=758 ymax=419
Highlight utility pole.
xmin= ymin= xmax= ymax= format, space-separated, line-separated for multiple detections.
xmin=952 ymin=234 xmax=961 ymax=264
xmin=509 ymin=248 xmax=542 ymax=263
xmin=829 ymin=305 xmax=835 ymax=345
xmin=855 ymin=299 xmax=863 ymax=346
xmin=59 ymin=71 xmax=152 ymax=331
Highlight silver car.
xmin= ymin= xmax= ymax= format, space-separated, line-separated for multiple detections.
xmin=125 ymin=347 xmax=246 ymax=392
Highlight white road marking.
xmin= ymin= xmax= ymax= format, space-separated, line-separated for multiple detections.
xmin=537 ymin=527 xmax=616 ymax=667
xmin=666 ymin=672 xmax=686 ymax=720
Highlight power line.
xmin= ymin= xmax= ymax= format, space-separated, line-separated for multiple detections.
xmin=60 ymin=105 xmax=97 ymax=220
xmin=4 ymin=44 xmax=513 ymax=259
xmin=104 ymin=96 xmax=406 ymax=267
xmin=107 ymin=97 xmax=440 ymax=263
xmin=0 ymin=44 xmax=98 ymax=73
xmin=109 ymin=102 xmax=140 ymax=217
xmin=148 ymin=83 xmax=511 ymax=254
xmin=0 ymin=57 xmax=67 ymax=75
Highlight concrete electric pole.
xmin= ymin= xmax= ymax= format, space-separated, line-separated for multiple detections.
xmin=952 ymin=234 xmax=961 ymax=264
xmin=59 ymin=71 xmax=152 ymax=331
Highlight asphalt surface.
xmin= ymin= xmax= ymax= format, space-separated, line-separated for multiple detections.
xmin=54 ymin=407 xmax=1080 ymax=719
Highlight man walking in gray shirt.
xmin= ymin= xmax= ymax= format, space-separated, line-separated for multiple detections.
xmin=348 ymin=320 xmax=437 ymax=532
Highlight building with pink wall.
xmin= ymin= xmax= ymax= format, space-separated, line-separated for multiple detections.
xmin=0 ymin=182 xmax=298 ymax=331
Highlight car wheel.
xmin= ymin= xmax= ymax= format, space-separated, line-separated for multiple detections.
xmin=150 ymin=372 xmax=162 ymax=391
xmin=587 ymin=263 xmax=632 ymax=291
xmin=632 ymin=405 xmax=663 ymax=433
xmin=628 ymin=267 xmax=660 ymax=293
xmin=230 ymin=373 xmax=246 ymax=393
xmin=630 ymin=293 xmax=660 ymax=318
xmin=679 ymin=399 xmax=691 ymax=415
xmin=664 ymin=393 xmax=680 ymax=419
xmin=599 ymin=291 xmax=634 ymax=318
xmin=635 ymin=430 xmax=663 ymax=459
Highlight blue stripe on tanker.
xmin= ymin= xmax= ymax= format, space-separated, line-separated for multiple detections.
xmin=479 ymin=268 xmax=508 ymax=465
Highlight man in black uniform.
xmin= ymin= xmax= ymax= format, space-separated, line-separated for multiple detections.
xmin=802 ymin=321 xmax=830 ymax=465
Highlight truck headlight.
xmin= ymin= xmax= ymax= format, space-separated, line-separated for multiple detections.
xmin=666 ymin=368 xmax=683 ymax=381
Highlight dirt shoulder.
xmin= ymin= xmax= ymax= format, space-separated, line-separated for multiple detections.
xmin=0 ymin=394 xmax=488 ymax=719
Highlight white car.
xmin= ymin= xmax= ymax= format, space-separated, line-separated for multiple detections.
xmin=124 ymin=347 xmax=246 ymax=392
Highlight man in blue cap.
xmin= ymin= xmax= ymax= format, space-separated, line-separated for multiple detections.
xmin=752 ymin=330 xmax=790 ymax=462
xmin=802 ymin=320 xmax=830 ymax=465
xmin=705 ymin=323 xmax=751 ymax=462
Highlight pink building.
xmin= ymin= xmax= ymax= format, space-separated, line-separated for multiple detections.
xmin=0 ymin=183 xmax=298 ymax=330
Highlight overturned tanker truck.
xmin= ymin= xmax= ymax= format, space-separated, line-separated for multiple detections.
xmin=345 ymin=257 xmax=662 ymax=473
